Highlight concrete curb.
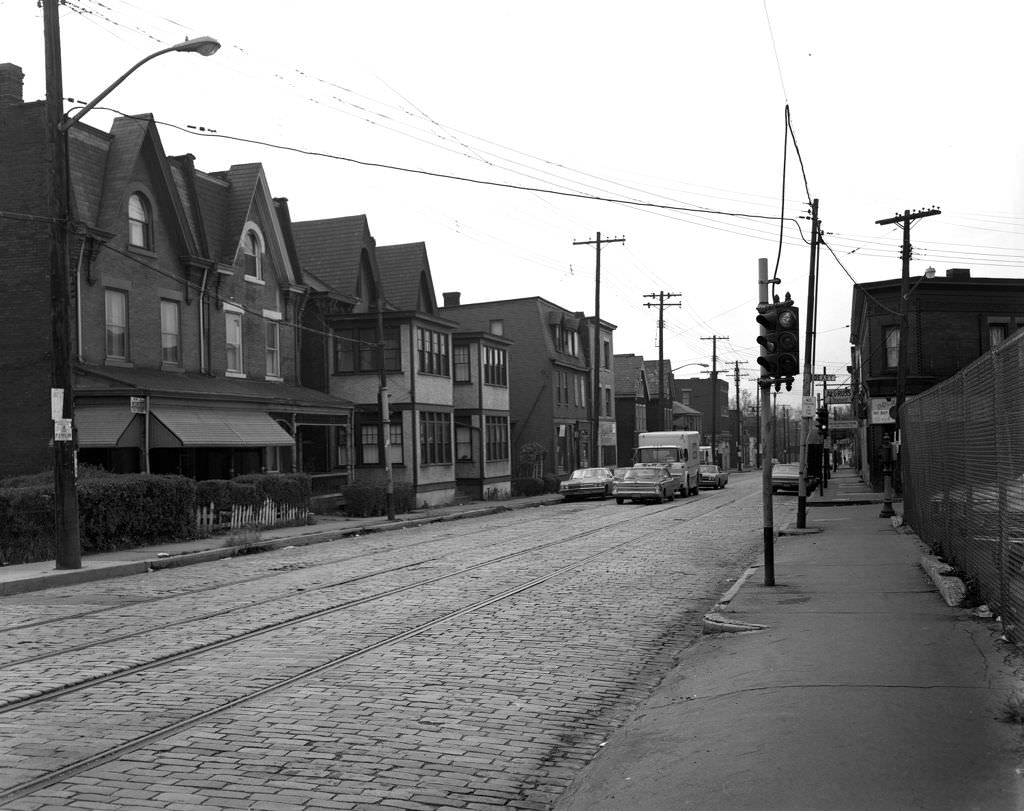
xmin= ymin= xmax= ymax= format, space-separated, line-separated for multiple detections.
xmin=919 ymin=554 xmax=968 ymax=607
xmin=0 ymin=498 xmax=560 ymax=597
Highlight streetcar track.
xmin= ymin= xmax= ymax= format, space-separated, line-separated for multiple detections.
xmin=0 ymin=490 xmax=765 ymax=807
xmin=1 ymin=498 xmax=711 ymax=701
xmin=0 ymin=505 xmax=567 ymax=632
xmin=0 ymin=526 xmax=660 ymax=808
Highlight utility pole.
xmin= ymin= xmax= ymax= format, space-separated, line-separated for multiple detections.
xmin=376 ymin=293 xmax=395 ymax=520
xmin=875 ymin=207 xmax=941 ymax=491
xmin=733 ymin=360 xmax=747 ymax=471
xmin=757 ymin=258 xmax=775 ymax=586
xmin=574 ymin=232 xmax=624 ymax=466
xmin=644 ymin=292 xmax=681 ymax=428
xmin=44 ymin=0 xmax=81 ymax=569
xmin=797 ymin=198 xmax=819 ymax=529
xmin=701 ymin=334 xmax=728 ymax=466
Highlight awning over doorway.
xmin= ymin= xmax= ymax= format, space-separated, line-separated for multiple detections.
xmin=75 ymin=405 xmax=142 ymax=448
xmin=149 ymin=407 xmax=295 ymax=448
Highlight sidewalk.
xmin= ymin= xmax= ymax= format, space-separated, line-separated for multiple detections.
xmin=556 ymin=467 xmax=1024 ymax=811
xmin=0 ymin=493 xmax=564 ymax=597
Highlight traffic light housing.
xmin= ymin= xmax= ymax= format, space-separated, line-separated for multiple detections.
xmin=816 ymin=406 xmax=829 ymax=437
xmin=756 ymin=294 xmax=800 ymax=390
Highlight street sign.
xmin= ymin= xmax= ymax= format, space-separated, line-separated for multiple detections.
xmin=831 ymin=418 xmax=857 ymax=430
xmin=812 ymin=373 xmax=836 ymax=381
xmin=826 ymin=386 xmax=852 ymax=403
xmin=802 ymin=395 xmax=816 ymax=417
xmin=869 ymin=397 xmax=896 ymax=425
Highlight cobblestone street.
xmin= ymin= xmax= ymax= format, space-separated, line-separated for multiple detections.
xmin=1 ymin=475 xmax=788 ymax=809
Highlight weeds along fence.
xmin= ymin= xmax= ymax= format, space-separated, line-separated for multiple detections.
xmin=902 ymin=327 xmax=1024 ymax=642
xmin=195 ymin=498 xmax=309 ymax=538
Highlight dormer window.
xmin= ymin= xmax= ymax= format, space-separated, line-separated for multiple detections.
xmin=127 ymin=193 xmax=153 ymax=250
xmin=242 ymin=229 xmax=264 ymax=282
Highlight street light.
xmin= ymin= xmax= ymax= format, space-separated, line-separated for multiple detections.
xmin=60 ymin=36 xmax=221 ymax=131
xmin=43 ymin=0 xmax=219 ymax=568
xmin=671 ymin=362 xmax=710 ymax=373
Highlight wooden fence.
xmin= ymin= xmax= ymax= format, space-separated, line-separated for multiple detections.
xmin=195 ymin=499 xmax=309 ymax=537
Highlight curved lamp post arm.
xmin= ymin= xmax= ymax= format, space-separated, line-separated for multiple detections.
xmin=60 ymin=36 xmax=220 ymax=131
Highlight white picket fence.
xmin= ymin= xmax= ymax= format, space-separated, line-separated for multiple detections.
xmin=195 ymin=499 xmax=309 ymax=537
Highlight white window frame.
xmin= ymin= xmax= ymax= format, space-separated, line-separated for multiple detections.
xmin=225 ymin=304 xmax=244 ymax=377
xmin=105 ymin=288 xmax=128 ymax=360
xmin=127 ymin=192 xmax=153 ymax=250
xmin=264 ymin=309 xmax=282 ymax=380
xmin=160 ymin=299 xmax=181 ymax=365
xmin=241 ymin=225 xmax=266 ymax=283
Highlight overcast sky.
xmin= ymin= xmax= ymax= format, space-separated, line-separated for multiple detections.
xmin=4 ymin=1 xmax=1022 ymax=409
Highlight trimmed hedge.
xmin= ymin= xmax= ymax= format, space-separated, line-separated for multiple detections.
xmin=194 ymin=473 xmax=311 ymax=512
xmin=0 ymin=471 xmax=313 ymax=565
xmin=512 ymin=477 xmax=546 ymax=497
xmin=341 ymin=482 xmax=415 ymax=517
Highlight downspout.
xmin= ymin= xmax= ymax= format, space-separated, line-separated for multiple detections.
xmin=74 ymin=238 xmax=86 ymax=362
xmin=409 ymin=323 xmax=418 ymax=496
xmin=478 ymin=344 xmax=485 ymax=490
xmin=144 ymin=393 xmax=151 ymax=474
xmin=198 ymin=265 xmax=210 ymax=374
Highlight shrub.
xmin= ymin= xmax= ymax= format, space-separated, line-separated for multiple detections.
xmin=0 ymin=485 xmax=54 ymax=564
xmin=341 ymin=481 xmax=415 ymax=517
xmin=77 ymin=475 xmax=197 ymax=552
xmin=542 ymin=474 xmax=561 ymax=493
xmin=0 ymin=474 xmax=197 ymax=564
xmin=511 ymin=477 xmax=545 ymax=497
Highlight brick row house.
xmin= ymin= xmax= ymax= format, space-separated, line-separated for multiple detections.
xmin=292 ymin=217 xmax=512 ymax=505
xmin=0 ymin=63 xmax=512 ymax=505
xmin=440 ymin=295 xmax=616 ymax=475
xmin=849 ymin=268 xmax=1024 ymax=489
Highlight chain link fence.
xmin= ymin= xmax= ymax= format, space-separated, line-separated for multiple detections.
xmin=902 ymin=328 xmax=1024 ymax=642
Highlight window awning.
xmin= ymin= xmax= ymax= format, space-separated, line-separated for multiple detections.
xmin=149 ymin=407 xmax=294 ymax=448
xmin=75 ymin=405 xmax=143 ymax=448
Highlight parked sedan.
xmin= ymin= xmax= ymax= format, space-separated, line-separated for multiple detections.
xmin=698 ymin=464 xmax=729 ymax=490
xmin=559 ymin=467 xmax=615 ymax=501
xmin=771 ymin=463 xmax=819 ymax=494
xmin=613 ymin=466 xmax=678 ymax=504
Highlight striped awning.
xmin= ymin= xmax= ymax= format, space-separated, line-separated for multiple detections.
xmin=149 ymin=407 xmax=294 ymax=448
xmin=75 ymin=405 xmax=142 ymax=448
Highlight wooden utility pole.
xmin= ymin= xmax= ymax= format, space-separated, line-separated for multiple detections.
xmin=643 ymin=292 xmax=681 ymax=426
xmin=874 ymin=208 xmax=941 ymax=444
xmin=574 ymin=232 xmax=624 ymax=466
xmin=797 ymin=199 xmax=819 ymax=529
xmin=701 ymin=334 xmax=728 ymax=466
xmin=43 ymin=0 xmax=81 ymax=568
xmin=376 ymin=292 xmax=395 ymax=520
xmin=733 ymin=360 xmax=747 ymax=470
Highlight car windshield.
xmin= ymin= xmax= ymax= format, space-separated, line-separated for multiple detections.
xmin=699 ymin=465 xmax=717 ymax=474
xmin=624 ymin=468 xmax=662 ymax=481
xmin=570 ymin=468 xmax=606 ymax=480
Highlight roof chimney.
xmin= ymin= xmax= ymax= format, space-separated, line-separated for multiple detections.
xmin=442 ymin=291 xmax=461 ymax=307
xmin=945 ymin=268 xmax=971 ymax=280
xmin=0 ymin=64 xmax=24 ymax=108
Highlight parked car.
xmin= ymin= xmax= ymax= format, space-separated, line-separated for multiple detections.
xmin=698 ymin=464 xmax=729 ymax=490
xmin=613 ymin=465 xmax=679 ymax=504
xmin=771 ymin=463 xmax=819 ymax=494
xmin=559 ymin=467 xmax=615 ymax=501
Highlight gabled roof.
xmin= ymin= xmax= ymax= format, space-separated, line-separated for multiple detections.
xmin=613 ymin=354 xmax=649 ymax=397
xmin=73 ymin=114 xmax=199 ymax=258
xmin=376 ymin=242 xmax=438 ymax=314
xmin=292 ymin=215 xmax=380 ymax=302
xmin=208 ymin=163 xmax=260 ymax=265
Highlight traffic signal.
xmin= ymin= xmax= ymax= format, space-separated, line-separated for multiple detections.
xmin=756 ymin=294 xmax=800 ymax=390
xmin=815 ymin=406 xmax=829 ymax=437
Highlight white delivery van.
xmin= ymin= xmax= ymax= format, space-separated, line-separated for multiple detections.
xmin=633 ymin=431 xmax=701 ymax=496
